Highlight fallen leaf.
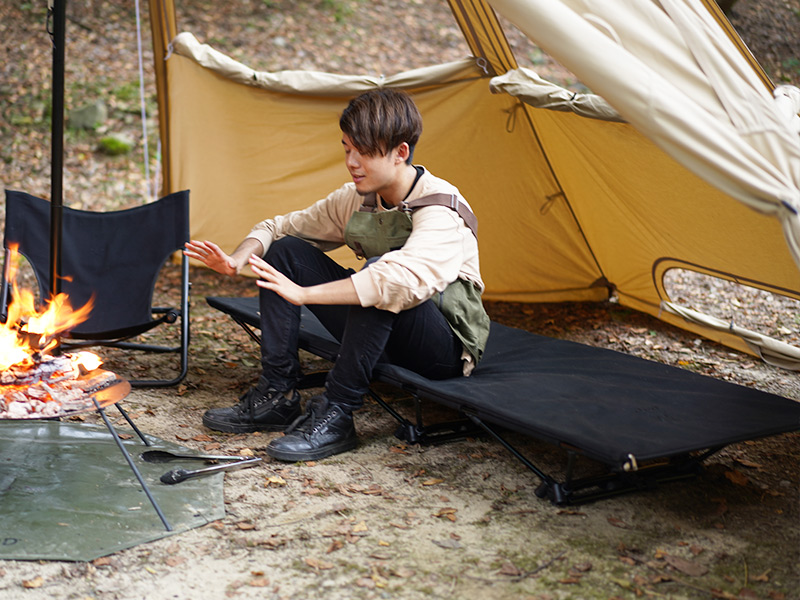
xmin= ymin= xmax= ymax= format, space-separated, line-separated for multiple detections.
xmin=607 ymin=516 xmax=628 ymax=528
xmin=352 ymin=521 xmax=368 ymax=533
xmin=92 ymin=556 xmax=112 ymax=567
xmin=663 ymin=554 xmax=709 ymax=577
xmin=22 ymin=576 xmax=44 ymax=588
xmin=164 ymin=556 xmax=185 ymax=567
xmin=498 ymin=562 xmax=522 ymax=576
xmin=304 ymin=557 xmax=334 ymax=570
xmin=392 ymin=567 xmax=415 ymax=578
xmin=724 ymin=469 xmax=749 ymax=486
xmin=422 ymin=478 xmax=444 ymax=486
xmin=432 ymin=538 xmax=461 ymax=550
xmin=249 ymin=578 xmax=270 ymax=587
xmin=371 ymin=573 xmax=389 ymax=588
xmin=734 ymin=458 xmax=763 ymax=469
xmin=433 ymin=507 xmax=458 ymax=521
xmin=192 ymin=434 xmax=213 ymax=442
xmin=326 ymin=539 xmax=344 ymax=553
xmin=236 ymin=522 xmax=256 ymax=530
xmin=265 ymin=475 xmax=286 ymax=487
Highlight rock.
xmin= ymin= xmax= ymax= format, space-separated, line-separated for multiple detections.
xmin=68 ymin=99 xmax=107 ymax=130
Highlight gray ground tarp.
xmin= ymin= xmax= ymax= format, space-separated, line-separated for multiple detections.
xmin=0 ymin=420 xmax=225 ymax=562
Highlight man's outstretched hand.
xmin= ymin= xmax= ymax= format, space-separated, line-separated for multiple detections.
xmin=184 ymin=240 xmax=238 ymax=277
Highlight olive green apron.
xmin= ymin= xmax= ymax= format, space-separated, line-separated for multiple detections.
xmin=343 ymin=193 xmax=490 ymax=365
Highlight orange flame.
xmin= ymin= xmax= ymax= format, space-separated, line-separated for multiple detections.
xmin=0 ymin=245 xmax=97 ymax=370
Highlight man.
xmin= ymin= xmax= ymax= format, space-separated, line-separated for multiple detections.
xmin=184 ymin=88 xmax=489 ymax=462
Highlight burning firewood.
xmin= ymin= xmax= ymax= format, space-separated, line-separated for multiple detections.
xmin=0 ymin=245 xmax=122 ymax=419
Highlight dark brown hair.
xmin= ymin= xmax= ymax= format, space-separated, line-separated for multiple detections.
xmin=339 ymin=89 xmax=423 ymax=164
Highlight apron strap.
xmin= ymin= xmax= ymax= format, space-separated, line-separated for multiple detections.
xmin=359 ymin=192 xmax=478 ymax=238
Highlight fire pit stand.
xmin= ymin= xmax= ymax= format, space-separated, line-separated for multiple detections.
xmin=93 ymin=397 xmax=172 ymax=532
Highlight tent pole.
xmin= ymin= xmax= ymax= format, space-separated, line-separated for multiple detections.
xmin=49 ymin=0 xmax=66 ymax=298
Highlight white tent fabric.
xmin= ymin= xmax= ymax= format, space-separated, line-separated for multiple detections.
xmin=489 ymin=67 xmax=625 ymax=122
xmin=662 ymin=301 xmax=800 ymax=371
xmin=488 ymin=0 xmax=800 ymax=267
xmin=171 ymin=33 xmax=482 ymax=96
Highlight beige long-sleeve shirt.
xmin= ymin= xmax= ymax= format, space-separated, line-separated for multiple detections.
xmin=245 ymin=168 xmax=484 ymax=315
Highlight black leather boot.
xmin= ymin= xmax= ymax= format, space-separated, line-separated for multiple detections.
xmin=202 ymin=385 xmax=301 ymax=433
xmin=267 ymin=395 xmax=357 ymax=461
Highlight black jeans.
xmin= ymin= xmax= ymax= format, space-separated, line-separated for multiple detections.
xmin=258 ymin=236 xmax=464 ymax=412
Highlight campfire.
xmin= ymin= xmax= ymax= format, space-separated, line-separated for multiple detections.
xmin=0 ymin=245 xmax=124 ymax=419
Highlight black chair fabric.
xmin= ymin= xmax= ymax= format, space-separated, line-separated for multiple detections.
xmin=207 ymin=295 xmax=800 ymax=469
xmin=3 ymin=189 xmax=190 ymax=386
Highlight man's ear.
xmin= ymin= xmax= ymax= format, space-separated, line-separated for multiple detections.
xmin=395 ymin=142 xmax=410 ymax=164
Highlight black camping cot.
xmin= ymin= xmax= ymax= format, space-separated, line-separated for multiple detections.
xmin=206 ymin=296 xmax=800 ymax=505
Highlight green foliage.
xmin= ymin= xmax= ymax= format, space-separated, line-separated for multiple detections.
xmin=113 ymin=81 xmax=140 ymax=103
xmin=98 ymin=135 xmax=133 ymax=156
xmin=321 ymin=0 xmax=356 ymax=23
xmin=780 ymin=57 xmax=800 ymax=82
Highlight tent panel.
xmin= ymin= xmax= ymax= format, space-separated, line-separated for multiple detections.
xmin=527 ymin=106 xmax=800 ymax=350
xmin=167 ymin=49 xmax=606 ymax=300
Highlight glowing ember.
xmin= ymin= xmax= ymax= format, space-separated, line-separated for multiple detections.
xmin=0 ymin=245 xmax=114 ymax=419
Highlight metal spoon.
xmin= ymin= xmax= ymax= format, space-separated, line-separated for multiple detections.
xmin=159 ymin=457 xmax=262 ymax=484
xmin=140 ymin=449 xmax=246 ymax=463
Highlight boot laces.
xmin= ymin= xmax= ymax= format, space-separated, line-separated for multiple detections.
xmin=287 ymin=401 xmax=335 ymax=436
xmin=237 ymin=387 xmax=281 ymax=419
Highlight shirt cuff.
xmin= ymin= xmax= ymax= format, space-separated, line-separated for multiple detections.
xmin=350 ymin=269 xmax=382 ymax=308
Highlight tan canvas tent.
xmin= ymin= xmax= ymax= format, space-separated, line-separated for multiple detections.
xmin=148 ymin=0 xmax=800 ymax=366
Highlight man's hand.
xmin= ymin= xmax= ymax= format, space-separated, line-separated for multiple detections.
xmin=249 ymin=255 xmax=306 ymax=305
xmin=184 ymin=240 xmax=238 ymax=277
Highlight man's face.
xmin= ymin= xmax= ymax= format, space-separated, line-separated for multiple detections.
xmin=342 ymin=133 xmax=399 ymax=196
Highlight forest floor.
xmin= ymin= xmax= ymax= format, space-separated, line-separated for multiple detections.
xmin=0 ymin=1 xmax=799 ymax=599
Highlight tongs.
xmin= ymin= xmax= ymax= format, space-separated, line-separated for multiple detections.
xmin=140 ymin=449 xmax=246 ymax=464
xmin=159 ymin=456 xmax=262 ymax=485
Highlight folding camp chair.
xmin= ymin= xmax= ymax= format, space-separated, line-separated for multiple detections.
xmin=2 ymin=189 xmax=191 ymax=387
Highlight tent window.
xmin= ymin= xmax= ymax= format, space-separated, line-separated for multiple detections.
xmin=663 ymin=269 xmax=800 ymax=348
